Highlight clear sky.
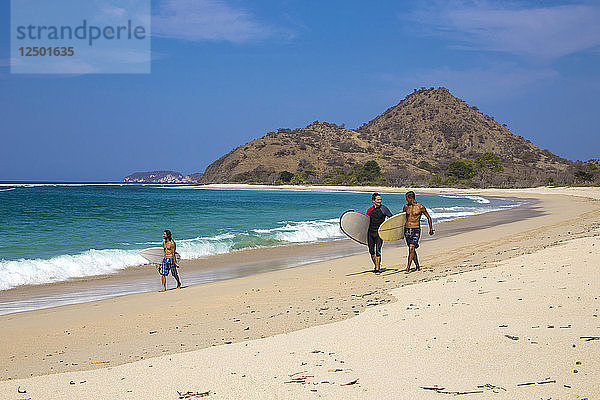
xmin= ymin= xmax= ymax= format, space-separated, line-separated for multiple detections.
xmin=1 ymin=0 xmax=599 ymax=181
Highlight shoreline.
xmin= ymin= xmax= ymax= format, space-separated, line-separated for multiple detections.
xmin=0 ymin=191 xmax=531 ymax=316
xmin=36 ymin=236 xmax=600 ymax=398
xmin=3 ymin=234 xmax=598 ymax=399
xmin=183 ymin=182 xmax=598 ymax=194
xmin=0 ymin=188 xmax=598 ymax=385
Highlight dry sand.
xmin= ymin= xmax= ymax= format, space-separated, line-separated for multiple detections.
xmin=1 ymin=187 xmax=599 ymax=399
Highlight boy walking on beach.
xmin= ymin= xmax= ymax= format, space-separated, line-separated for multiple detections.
xmin=403 ymin=191 xmax=434 ymax=273
xmin=160 ymin=229 xmax=182 ymax=292
xmin=367 ymin=193 xmax=392 ymax=273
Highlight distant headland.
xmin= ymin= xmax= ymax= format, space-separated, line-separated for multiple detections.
xmin=123 ymin=170 xmax=202 ymax=184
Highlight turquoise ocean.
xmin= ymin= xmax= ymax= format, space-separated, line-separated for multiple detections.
xmin=0 ymin=184 xmax=521 ymax=293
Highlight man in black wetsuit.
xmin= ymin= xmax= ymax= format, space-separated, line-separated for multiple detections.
xmin=366 ymin=192 xmax=392 ymax=273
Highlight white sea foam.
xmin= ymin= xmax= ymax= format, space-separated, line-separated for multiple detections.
xmin=429 ymin=201 xmax=519 ymax=221
xmin=169 ymin=233 xmax=237 ymax=259
xmin=0 ymin=249 xmax=146 ymax=291
xmin=0 ymin=234 xmax=251 ymax=291
xmin=0 ymin=199 xmax=521 ymax=291
xmin=0 ymin=188 xmax=16 ymax=192
xmin=0 ymin=183 xmax=33 ymax=187
xmin=440 ymin=194 xmax=491 ymax=204
xmin=429 ymin=210 xmax=485 ymax=220
xmin=269 ymin=219 xmax=343 ymax=243
xmin=464 ymin=195 xmax=490 ymax=204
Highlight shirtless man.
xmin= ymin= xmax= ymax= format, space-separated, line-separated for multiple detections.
xmin=159 ymin=229 xmax=182 ymax=291
xmin=402 ymin=191 xmax=434 ymax=273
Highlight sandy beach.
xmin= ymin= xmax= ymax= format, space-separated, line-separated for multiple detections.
xmin=1 ymin=186 xmax=599 ymax=399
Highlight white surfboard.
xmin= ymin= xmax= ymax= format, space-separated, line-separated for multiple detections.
xmin=139 ymin=247 xmax=181 ymax=264
xmin=378 ymin=212 xmax=407 ymax=241
xmin=339 ymin=210 xmax=370 ymax=245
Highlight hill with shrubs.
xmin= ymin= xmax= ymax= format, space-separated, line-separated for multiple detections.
xmin=200 ymin=87 xmax=594 ymax=187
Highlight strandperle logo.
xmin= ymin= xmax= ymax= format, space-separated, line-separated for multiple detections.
xmin=11 ymin=0 xmax=150 ymax=74
xmin=15 ymin=20 xmax=147 ymax=46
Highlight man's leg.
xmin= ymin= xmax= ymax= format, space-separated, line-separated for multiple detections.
xmin=173 ymin=271 xmax=182 ymax=289
xmin=406 ymin=244 xmax=416 ymax=272
xmin=375 ymin=237 xmax=383 ymax=272
xmin=414 ymin=250 xmax=420 ymax=271
xmin=160 ymin=274 xmax=167 ymax=292
xmin=368 ymin=233 xmax=378 ymax=272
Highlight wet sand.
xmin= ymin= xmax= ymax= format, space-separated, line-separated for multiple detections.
xmin=0 ymin=195 xmax=535 ymax=316
xmin=0 ymin=187 xmax=599 ymax=399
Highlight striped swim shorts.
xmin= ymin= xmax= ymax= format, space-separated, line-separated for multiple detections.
xmin=159 ymin=257 xmax=178 ymax=276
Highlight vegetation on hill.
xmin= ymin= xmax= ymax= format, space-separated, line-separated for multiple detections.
xmin=573 ymin=159 xmax=600 ymax=185
xmin=198 ymin=87 xmax=587 ymax=188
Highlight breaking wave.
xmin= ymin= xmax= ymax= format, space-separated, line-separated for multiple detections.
xmin=0 ymin=195 xmax=520 ymax=290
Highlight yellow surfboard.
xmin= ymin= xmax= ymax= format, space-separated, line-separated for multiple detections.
xmin=378 ymin=212 xmax=407 ymax=241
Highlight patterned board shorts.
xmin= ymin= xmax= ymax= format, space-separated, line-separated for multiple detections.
xmin=159 ymin=257 xmax=178 ymax=276
xmin=404 ymin=227 xmax=421 ymax=249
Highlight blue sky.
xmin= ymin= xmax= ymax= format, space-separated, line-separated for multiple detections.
xmin=1 ymin=0 xmax=599 ymax=181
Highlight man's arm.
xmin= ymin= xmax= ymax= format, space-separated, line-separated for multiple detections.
xmin=421 ymin=205 xmax=434 ymax=235
xmin=173 ymin=241 xmax=179 ymax=267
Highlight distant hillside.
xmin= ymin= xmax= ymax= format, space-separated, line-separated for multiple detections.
xmin=123 ymin=170 xmax=202 ymax=183
xmin=186 ymin=172 xmax=204 ymax=181
xmin=200 ymin=87 xmax=581 ymax=188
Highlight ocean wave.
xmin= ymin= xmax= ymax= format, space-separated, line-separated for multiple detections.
xmin=431 ymin=206 xmax=477 ymax=212
xmin=0 ymin=217 xmax=348 ymax=290
xmin=429 ymin=202 xmax=519 ymax=221
xmin=439 ymin=194 xmax=491 ymax=204
xmin=0 ymin=184 xmax=41 ymax=188
xmin=176 ymin=239 xmax=235 ymax=258
xmin=174 ymin=233 xmax=239 ymax=258
xmin=0 ymin=187 xmax=16 ymax=192
xmin=0 ymin=198 xmax=522 ymax=291
xmin=428 ymin=210 xmax=486 ymax=220
xmin=176 ymin=219 xmax=343 ymax=256
xmin=498 ymin=203 xmax=521 ymax=208
xmin=464 ymin=195 xmax=490 ymax=204
xmin=252 ymin=219 xmax=342 ymax=243
xmin=0 ymin=249 xmax=146 ymax=291
xmin=273 ymin=220 xmax=343 ymax=242
xmin=0 ymin=234 xmax=249 ymax=291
